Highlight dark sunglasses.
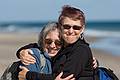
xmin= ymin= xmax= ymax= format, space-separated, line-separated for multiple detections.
xmin=62 ymin=24 xmax=82 ymax=30
xmin=45 ymin=39 xmax=61 ymax=46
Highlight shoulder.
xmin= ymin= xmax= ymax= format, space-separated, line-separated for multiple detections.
xmin=30 ymin=48 xmax=42 ymax=54
xmin=29 ymin=48 xmax=46 ymax=61
xmin=30 ymin=48 xmax=49 ymax=58
xmin=71 ymin=40 xmax=92 ymax=58
xmin=16 ymin=43 xmax=39 ymax=58
xmin=73 ymin=41 xmax=91 ymax=53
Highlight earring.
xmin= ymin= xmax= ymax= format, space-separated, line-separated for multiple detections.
xmin=80 ymin=33 xmax=84 ymax=40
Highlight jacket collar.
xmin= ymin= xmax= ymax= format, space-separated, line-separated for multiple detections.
xmin=52 ymin=38 xmax=88 ymax=61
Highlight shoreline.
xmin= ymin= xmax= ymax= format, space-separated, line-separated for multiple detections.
xmin=0 ymin=32 xmax=120 ymax=79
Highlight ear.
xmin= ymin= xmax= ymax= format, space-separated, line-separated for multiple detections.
xmin=80 ymin=27 xmax=85 ymax=34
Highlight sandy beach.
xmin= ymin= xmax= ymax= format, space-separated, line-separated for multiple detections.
xmin=0 ymin=32 xmax=120 ymax=79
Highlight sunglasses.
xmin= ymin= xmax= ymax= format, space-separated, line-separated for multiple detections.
xmin=45 ymin=39 xmax=61 ymax=46
xmin=62 ymin=24 xmax=82 ymax=30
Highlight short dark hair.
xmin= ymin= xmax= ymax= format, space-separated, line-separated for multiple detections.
xmin=58 ymin=5 xmax=85 ymax=26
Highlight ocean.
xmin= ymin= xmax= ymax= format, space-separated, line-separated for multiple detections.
xmin=0 ymin=21 xmax=120 ymax=56
xmin=86 ymin=21 xmax=120 ymax=56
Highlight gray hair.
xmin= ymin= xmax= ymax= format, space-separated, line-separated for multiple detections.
xmin=38 ymin=22 xmax=62 ymax=51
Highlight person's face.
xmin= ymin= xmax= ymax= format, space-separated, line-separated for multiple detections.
xmin=61 ymin=17 xmax=84 ymax=44
xmin=44 ymin=29 xmax=61 ymax=57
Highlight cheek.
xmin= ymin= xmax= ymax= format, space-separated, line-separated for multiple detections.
xmin=75 ymin=30 xmax=81 ymax=35
xmin=44 ymin=45 xmax=49 ymax=52
xmin=61 ymin=30 xmax=66 ymax=37
xmin=57 ymin=46 xmax=62 ymax=50
xmin=62 ymin=30 xmax=68 ymax=35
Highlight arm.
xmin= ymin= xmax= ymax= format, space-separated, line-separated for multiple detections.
xmin=16 ymin=43 xmax=39 ymax=65
xmin=18 ymin=66 xmax=53 ymax=80
xmin=19 ymin=66 xmax=75 ymax=80
xmin=16 ymin=43 xmax=39 ymax=59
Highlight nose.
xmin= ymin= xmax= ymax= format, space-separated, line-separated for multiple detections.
xmin=50 ymin=42 xmax=56 ymax=48
xmin=68 ymin=27 xmax=74 ymax=34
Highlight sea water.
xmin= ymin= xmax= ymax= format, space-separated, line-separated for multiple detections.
xmin=86 ymin=21 xmax=120 ymax=56
xmin=0 ymin=21 xmax=120 ymax=56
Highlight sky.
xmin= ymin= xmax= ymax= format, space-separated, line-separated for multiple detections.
xmin=0 ymin=0 xmax=120 ymax=22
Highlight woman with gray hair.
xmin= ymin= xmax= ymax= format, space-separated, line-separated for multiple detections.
xmin=1 ymin=22 xmax=75 ymax=80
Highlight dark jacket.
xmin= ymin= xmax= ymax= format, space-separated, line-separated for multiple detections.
xmin=16 ymin=38 xmax=94 ymax=80
xmin=0 ymin=61 xmax=22 ymax=80
xmin=52 ymin=38 xmax=94 ymax=80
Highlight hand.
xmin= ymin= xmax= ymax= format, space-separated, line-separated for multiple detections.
xmin=18 ymin=66 xmax=29 ymax=80
xmin=20 ymin=49 xmax=36 ymax=65
xmin=55 ymin=72 xmax=75 ymax=80
xmin=92 ymin=57 xmax=98 ymax=69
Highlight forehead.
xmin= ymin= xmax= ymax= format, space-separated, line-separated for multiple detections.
xmin=45 ymin=29 xmax=60 ymax=39
xmin=62 ymin=17 xmax=82 ymax=26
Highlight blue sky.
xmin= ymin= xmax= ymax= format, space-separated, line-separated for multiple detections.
xmin=0 ymin=0 xmax=120 ymax=22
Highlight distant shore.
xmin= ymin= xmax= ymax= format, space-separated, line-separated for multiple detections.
xmin=0 ymin=32 xmax=120 ymax=79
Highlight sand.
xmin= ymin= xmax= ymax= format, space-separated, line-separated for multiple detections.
xmin=0 ymin=32 xmax=120 ymax=79
xmin=0 ymin=32 xmax=38 ymax=76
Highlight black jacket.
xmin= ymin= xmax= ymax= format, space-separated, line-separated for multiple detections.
xmin=52 ymin=38 xmax=94 ymax=80
xmin=1 ymin=61 xmax=22 ymax=80
xmin=16 ymin=38 xmax=94 ymax=80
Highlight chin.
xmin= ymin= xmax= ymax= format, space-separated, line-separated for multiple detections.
xmin=48 ymin=51 xmax=58 ymax=57
xmin=48 ymin=54 xmax=57 ymax=57
xmin=65 ymin=39 xmax=77 ymax=44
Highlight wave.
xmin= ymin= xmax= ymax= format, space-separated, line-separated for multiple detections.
xmin=0 ymin=25 xmax=42 ymax=33
xmin=86 ymin=29 xmax=120 ymax=56
xmin=91 ymin=37 xmax=120 ymax=56
xmin=85 ymin=29 xmax=120 ymax=37
xmin=0 ymin=21 xmax=48 ymax=33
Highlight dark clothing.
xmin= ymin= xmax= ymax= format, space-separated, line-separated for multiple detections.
xmin=16 ymin=38 xmax=94 ymax=80
xmin=0 ymin=61 xmax=22 ymax=80
xmin=52 ymin=38 xmax=94 ymax=80
xmin=26 ymin=71 xmax=54 ymax=80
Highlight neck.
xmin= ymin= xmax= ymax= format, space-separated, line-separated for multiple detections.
xmin=64 ymin=42 xmax=69 ymax=47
